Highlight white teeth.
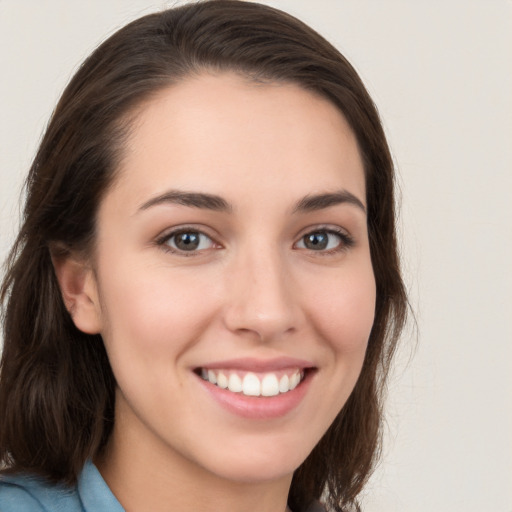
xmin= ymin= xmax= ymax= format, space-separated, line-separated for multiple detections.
xmin=289 ymin=371 xmax=300 ymax=390
xmin=217 ymin=372 xmax=228 ymax=389
xmin=200 ymin=368 xmax=306 ymax=397
xmin=228 ymin=373 xmax=243 ymax=393
xmin=207 ymin=369 xmax=217 ymax=385
xmin=242 ymin=373 xmax=261 ymax=396
xmin=279 ymin=374 xmax=289 ymax=393
xmin=261 ymin=373 xmax=279 ymax=396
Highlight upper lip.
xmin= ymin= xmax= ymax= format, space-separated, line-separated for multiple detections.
xmin=196 ymin=357 xmax=315 ymax=372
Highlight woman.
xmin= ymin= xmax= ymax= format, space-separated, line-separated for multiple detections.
xmin=0 ymin=1 xmax=407 ymax=511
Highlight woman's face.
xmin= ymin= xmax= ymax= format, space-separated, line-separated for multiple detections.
xmin=83 ymin=74 xmax=375 ymax=484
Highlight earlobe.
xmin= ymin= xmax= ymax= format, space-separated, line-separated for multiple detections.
xmin=51 ymin=252 xmax=103 ymax=334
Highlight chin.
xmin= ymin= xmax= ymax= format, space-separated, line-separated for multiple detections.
xmin=194 ymin=434 xmax=313 ymax=485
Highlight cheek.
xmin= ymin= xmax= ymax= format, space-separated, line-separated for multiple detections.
xmin=294 ymin=259 xmax=376 ymax=441
xmin=97 ymin=262 xmax=220 ymax=361
xmin=307 ymin=262 xmax=376 ymax=356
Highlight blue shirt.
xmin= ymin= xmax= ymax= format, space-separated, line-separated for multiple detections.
xmin=0 ymin=462 xmax=325 ymax=512
xmin=0 ymin=460 xmax=124 ymax=512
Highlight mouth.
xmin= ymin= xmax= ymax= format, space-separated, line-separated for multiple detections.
xmin=195 ymin=367 xmax=307 ymax=397
xmin=193 ymin=357 xmax=316 ymax=419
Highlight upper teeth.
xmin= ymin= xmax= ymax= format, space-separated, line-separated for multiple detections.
xmin=200 ymin=369 xmax=304 ymax=397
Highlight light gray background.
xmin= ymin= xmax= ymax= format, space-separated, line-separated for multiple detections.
xmin=1 ymin=1 xmax=511 ymax=511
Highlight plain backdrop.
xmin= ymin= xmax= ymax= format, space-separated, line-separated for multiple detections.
xmin=1 ymin=1 xmax=511 ymax=511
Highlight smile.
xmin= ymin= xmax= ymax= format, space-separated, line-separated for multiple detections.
xmin=194 ymin=358 xmax=315 ymax=419
xmin=199 ymin=368 xmax=305 ymax=397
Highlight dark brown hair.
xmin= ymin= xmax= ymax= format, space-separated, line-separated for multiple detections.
xmin=0 ymin=1 xmax=407 ymax=511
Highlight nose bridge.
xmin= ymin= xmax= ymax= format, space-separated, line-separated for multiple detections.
xmin=223 ymin=238 xmax=298 ymax=340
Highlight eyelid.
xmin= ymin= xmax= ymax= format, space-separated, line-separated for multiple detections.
xmin=294 ymin=225 xmax=355 ymax=253
xmin=154 ymin=223 xmax=354 ymax=256
xmin=155 ymin=225 xmax=222 ymax=256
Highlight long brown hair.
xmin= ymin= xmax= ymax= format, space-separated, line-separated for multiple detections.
xmin=0 ymin=2 xmax=407 ymax=511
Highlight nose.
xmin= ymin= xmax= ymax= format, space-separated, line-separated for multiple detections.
xmin=222 ymin=247 xmax=301 ymax=342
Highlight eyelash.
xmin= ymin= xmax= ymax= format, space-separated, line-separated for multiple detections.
xmin=295 ymin=227 xmax=355 ymax=255
xmin=156 ymin=226 xmax=218 ymax=257
xmin=155 ymin=226 xmax=354 ymax=256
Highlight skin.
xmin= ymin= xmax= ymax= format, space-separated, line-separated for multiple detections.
xmin=57 ymin=73 xmax=376 ymax=512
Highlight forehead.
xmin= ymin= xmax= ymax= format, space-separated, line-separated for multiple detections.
xmin=111 ymin=73 xmax=366 ymax=211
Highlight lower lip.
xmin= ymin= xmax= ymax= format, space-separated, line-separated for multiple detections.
xmin=196 ymin=371 xmax=313 ymax=420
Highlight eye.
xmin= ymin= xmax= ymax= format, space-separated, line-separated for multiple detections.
xmin=295 ymin=229 xmax=353 ymax=252
xmin=159 ymin=229 xmax=216 ymax=253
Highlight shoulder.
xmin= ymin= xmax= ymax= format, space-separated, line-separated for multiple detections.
xmin=0 ymin=461 xmax=124 ymax=512
xmin=0 ymin=472 xmax=82 ymax=512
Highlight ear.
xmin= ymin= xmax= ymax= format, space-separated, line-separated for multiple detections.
xmin=51 ymin=252 xmax=103 ymax=334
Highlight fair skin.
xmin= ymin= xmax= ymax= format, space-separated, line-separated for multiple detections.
xmin=55 ymin=73 xmax=376 ymax=512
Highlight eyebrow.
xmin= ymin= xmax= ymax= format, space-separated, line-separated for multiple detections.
xmin=138 ymin=188 xmax=365 ymax=215
xmin=293 ymin=190 xmax=366 ymax=214
xmin=139 ymin=190 xmax=232 ymax=212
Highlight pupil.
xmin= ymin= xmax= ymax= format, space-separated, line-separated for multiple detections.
xmin=176 ymin=232 xmax=199 ymax=251
xmin=305 ymin=232 xmax=328 ymax=250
